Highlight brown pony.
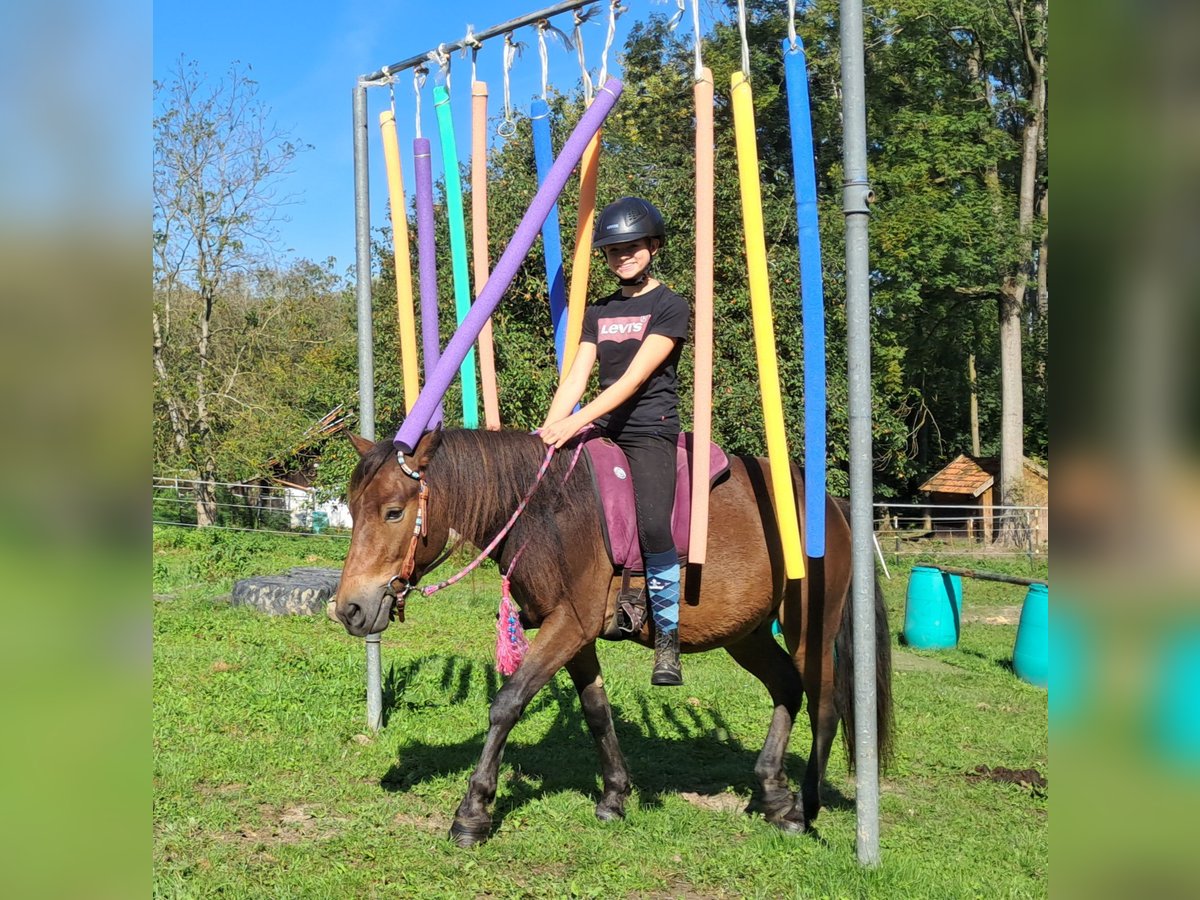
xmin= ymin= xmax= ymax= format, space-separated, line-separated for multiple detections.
xmin=333 ymin=427 xmax=893 ymax=847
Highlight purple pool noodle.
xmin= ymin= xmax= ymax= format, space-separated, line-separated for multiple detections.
xmin=413 ymin=138 xmax=443 ymax=429
xmin=395 ymin=78 xmax=624 ymax=454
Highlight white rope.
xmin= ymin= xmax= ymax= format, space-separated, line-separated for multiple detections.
xmin=536 ymin=19 xmax=573 ymax=101
xmin=413 ymin=65 xmax=428 ymax=138
xmin=787 ymin=0 xmax=798 ymax=51
xmin=429 ymin=44 xmax=452 ymax=95
xmin=691 ymin=0 xmax=703 ymax=80
xmin=573 ymin=7 xmax=597 ymax=104
xmin=736 ymin=0 xmax=750 ymax=79
xmin=667 ymin=0 xmax=686 ymax=32
xmin=464 ymin=24 xmax=484 ymax=84
xmin=500 ymin=32 xmax=524 ymax=136
xmin=599 ymin=1 xmax=625 ymax=87
xmin=537 ymin=20 xmax=550 ymax=100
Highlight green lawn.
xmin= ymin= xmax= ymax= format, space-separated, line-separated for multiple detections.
xmin=154 ymin=528 xmax=1047 ymax=898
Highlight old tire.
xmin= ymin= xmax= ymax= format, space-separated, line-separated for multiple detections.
xmin=231 ymin=567 xmax=342 ymax=616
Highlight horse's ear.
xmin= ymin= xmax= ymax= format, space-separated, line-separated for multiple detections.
xmin=413 ymin=426 xmax=443 ymax=470
xmin=347 ymin=433 xmax=375 ymax=458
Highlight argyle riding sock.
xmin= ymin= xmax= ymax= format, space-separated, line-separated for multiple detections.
xmin=645 ymin=548 xmax=682 ymax=685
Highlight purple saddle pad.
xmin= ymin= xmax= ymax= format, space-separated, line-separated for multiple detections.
xmin=584 ymin=433 xmax=730 ymax=572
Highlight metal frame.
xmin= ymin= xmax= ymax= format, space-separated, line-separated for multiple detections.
xmin=360 ymin=0 xmax=596 ymax=82
xmin=349 ymin=0 xmax=883 ymax=867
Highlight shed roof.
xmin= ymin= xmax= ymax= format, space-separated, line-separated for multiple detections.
xmin=919 ymin=454 xmax=994 ymax=497
xmin=918 ymin=454 xmax=1048 ymax=497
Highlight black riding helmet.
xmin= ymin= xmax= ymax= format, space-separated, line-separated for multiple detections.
xmin=592 ymin=196 xmax=666 ymax=249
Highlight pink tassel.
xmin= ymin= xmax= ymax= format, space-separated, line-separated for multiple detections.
xmin=495 ymin=576 xmax=529 ymax=676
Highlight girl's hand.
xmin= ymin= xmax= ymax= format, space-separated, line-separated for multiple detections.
xmin=540 ymin=415 xmax=583 ymax=449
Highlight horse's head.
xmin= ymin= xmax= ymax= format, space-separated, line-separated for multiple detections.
xmin=331 ymin=428 xmax=450 ymax=636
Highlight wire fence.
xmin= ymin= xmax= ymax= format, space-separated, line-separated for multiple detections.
xmin=153 ymin=477 xmax=1049 ymax=558
xmin=152 ymin=476 xmax=351 ymax=538
xmin=873 ymin=502 xmax=1048 ymax=560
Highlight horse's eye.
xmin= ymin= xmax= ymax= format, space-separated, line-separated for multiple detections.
xmin=385 ymin=508 xmax=403 ymax=522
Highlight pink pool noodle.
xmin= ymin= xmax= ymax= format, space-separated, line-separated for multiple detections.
xmin=395 ymin=78 xmax=623 ymax=454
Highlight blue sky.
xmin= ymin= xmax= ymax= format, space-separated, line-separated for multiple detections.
xmin=152 ymin=1 xmax=671 ymax=273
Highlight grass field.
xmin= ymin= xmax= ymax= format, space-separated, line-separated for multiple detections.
xmin=153 ymin=527 xmax=1048 ymax=898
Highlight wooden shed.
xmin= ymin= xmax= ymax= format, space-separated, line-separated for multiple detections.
xmin=918 ymin=454 xmax=1048 ymax=544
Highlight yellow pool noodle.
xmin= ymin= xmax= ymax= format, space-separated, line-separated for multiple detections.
xmin=379 ymin=110 xmax=420 ymax=412
xmin=731 ymin=71 xmax=805 ymax=580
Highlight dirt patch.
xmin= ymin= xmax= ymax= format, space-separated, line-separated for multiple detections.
xmin=211 ymin=660 xmax=240 ymax=673
xmin=963 ymin=605 xmax=1022 ymax=625
xmin=393 ymin=810 xmax=452 ymax=833
xmin=634 ymin=881 xmax=726 ymax=899
xmin=966 ymin=765 xmax=1047 ymax=798
xmin=221 ymin=803 xmax=345 ymax=846
xmin=678 ymin=791 xmax=746 ymax=814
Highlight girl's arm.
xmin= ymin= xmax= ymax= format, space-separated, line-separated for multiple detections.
xmin=540 ymin=334 xmax=678 ymax=448
xmin=541 ymin=342 xmax=598 ymax=428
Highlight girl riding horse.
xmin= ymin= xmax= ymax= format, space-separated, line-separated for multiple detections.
xmin=539 ymin=196 xmax=689 ymax=686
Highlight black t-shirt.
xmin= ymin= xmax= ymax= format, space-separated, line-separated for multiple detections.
xmin=581 ymin=284 xmax=690 ymax=435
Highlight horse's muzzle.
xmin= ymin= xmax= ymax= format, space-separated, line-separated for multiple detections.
xmin=336 ymin=590 xmax=394 ymax=637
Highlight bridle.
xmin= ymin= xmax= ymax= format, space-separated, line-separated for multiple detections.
xmin=379 ymin=454 xmax=433 ymax=622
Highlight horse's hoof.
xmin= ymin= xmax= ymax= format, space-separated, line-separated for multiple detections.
xmin=767 ymin=808 xmax=809 ymax=835
xmin=595 ymin=802 xmax=626 ymax=822
xmin=449 ymin=820 xmax=491 ymax=848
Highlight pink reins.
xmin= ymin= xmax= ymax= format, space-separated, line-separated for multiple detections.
xmin=418 ymin=438 xmax=585 ymax=598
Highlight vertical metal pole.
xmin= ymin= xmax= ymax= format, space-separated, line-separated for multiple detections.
xmin=353 ymin=81 xmax=383 ymax=733
xmin=839 ymin=0 xmax=880 ymax=866
xmin=353 ymin=83 xmax=376 ymax=442
xmin=365 ymin=632 xmax=383 ymax=731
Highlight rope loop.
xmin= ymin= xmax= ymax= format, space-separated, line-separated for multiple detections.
xmin=500 ymin=32 xmax=526 ymax=137
xmin=463 ymin=24 xmax=484 ymax=84
xmin=413 ymin=64 xmax=429 ymax=138
xmin=573 ymin=6 xmax=598 ymax=103
xmin=691 ymin=0 xmax=704 ymax=81
xmin=736 ymin=0 xmax=751 ymax=80
xmin=599 ymin=0 xmax=626 ymax=87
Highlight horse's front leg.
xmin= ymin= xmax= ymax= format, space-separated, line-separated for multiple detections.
xmin=450 ymin=608 xmax=588 ymax=848
xmin=565 ymin=642 xmax=631 ymax=822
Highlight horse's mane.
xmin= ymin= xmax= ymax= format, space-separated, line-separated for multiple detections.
xmin=423 ymin=429 xmax=597 ymax=602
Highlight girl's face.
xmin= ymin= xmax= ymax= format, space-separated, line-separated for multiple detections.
xmin=602 ymin=238 xmax=656 ymax=281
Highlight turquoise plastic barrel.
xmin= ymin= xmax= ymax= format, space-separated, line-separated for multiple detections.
xmin=903 ymin=566 xmax=962 ymax=649
xmin=1013 ymin=583 xmax=1049 ymax=687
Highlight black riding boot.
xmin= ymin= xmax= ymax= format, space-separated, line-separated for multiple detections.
xmin=651 ymin=628 xmax=683 ymax=686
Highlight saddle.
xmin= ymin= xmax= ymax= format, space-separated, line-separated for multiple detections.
xmin=582 ymin=433 xmax=731 ymax=640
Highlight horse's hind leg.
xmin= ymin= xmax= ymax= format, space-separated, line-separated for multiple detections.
xmin=798 ymin=652 xmax=839 ymax=825
xmin=450 ymin=610 xmax=587 ymax=848
xmin=724 ymin=626 xmax=808 ymax=833
xmin=565 ymin=642 xmax=631 ymax=821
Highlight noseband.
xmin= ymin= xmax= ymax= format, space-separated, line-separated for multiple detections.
xmin=379 ymin=453 xmax=428 ymax=622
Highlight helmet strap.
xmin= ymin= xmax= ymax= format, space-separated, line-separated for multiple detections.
xmin=618 ymin=271 xmax=649 ymax=288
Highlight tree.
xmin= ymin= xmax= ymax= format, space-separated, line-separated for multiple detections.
xmin=153 ymin=59 xmax=309 ymax=524
xmin=996 ymin=0 xmax=1047 ymax=536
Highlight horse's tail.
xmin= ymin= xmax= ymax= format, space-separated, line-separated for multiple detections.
xmin=833 ymin=571 xmax=895 ymax=772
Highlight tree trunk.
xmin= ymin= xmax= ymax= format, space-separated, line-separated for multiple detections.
xmin=969 ymin=350 xmax=981 ymax=457
xmin=997 ymin=0 xmax=1046 ymax=543
xmin=196 ymin=458 xmax=219 ymax=527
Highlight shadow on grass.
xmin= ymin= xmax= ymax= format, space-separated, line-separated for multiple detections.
xmin=379 ymin=659 xmax=853 ymax=833
xmin=380 ymin=655 xmax=499 ymax=727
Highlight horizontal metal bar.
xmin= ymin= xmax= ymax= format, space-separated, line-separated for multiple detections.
xmin=937 ymin=565 xmax=1048 ymax=587
xmin=361 ymin=0 xmax=596 ymax=82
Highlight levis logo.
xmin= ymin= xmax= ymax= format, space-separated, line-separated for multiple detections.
xmin=598 ymin=315 xmax=651 ymax=342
